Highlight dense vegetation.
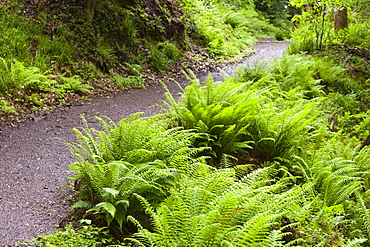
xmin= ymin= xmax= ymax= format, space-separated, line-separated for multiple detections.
xmin=2 ymin=0 xmax=370 ymax=246
xmin=34 ymin=52 xmax=369 ymax=246
xmin=0 ymin=0 xmax=289 ymax=121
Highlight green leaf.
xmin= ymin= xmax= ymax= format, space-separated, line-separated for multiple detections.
xmin=70 ymin=200 xmax=92 ymax=210
xmin=114 ymin=206 xmax=127 ymax=233
xmin=96 ymin=202 xmax=116 ymax=225
xmin=103 ymin=188 xmax=120 ymax=198
xmin=115 ymin=199 xmax=130 ymax=209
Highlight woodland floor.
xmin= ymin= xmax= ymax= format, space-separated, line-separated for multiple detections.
xmin=0 ymin=41 xmax=289 ymax=246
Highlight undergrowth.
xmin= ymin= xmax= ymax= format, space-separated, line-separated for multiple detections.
xmin=34 ymin=220 xmax=117 ymax=247
xmin=0 ymin=0 xmax=288 ymax=119
xmin=34 ymin=51 xmax=370 ymax=246
xmin=6 ymin=0 xmax=370 ymax=246
xmin=180 ymin=0 xmax=281 ymax=56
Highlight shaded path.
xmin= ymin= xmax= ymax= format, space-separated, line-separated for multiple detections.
xmin=0 ymin=41 xmax=289 ymax=246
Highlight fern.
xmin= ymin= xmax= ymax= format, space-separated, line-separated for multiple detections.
xmin=165 ymin=71 xmax=322 ymax=168
xmin=354 ymin=146 xmax=370 ymax=190
xmin=341 ymin=238 xmax=367 ymax=247
xmin=0 ymin=57 xmax=54 ymax=93
xmin=68 ymin=113 xmax=210 ymax=234
xmin=126 ymin=165 xmax=310 ymax=246
xmin=57 ymin=75 xmax=93 ymax=94
xmin=350 ymin=192 xmax=370 ymax=243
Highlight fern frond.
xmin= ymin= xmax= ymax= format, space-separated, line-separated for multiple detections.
xmin=233 ymin=213 xmax=281 ymax=247
xmin=341 ymin=238 xmax=367 ymax=247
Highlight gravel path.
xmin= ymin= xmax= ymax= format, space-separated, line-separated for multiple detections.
xmin=0 ymin=41 xmax=289 ymax=246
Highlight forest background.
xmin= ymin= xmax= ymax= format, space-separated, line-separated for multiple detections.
xmin=1 ymin=0 xmax=370 ymax=246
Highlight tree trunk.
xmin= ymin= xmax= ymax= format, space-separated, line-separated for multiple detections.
xmin=359 ymin=134 xmax=370 ymax=152
xmin=87 ymin=0 xmax=96 ymax=23
xmin=334 ymin=8 xmax=348 ymax=33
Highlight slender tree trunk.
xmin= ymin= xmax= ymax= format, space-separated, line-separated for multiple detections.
xmin=87 ymin=0 xmax=96 ymax=23
xmin=334 ymin=8 xmax=348 ymax=33
xmin=359 ymin=134 xmax=370 ymax=152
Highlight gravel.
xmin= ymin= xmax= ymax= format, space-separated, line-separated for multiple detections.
xmin=0 ymin=41 xmax=289 ymax=246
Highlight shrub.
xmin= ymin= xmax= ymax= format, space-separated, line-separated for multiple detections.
xmin=149 ymin=42 xmax=180 ymax=72
xmin=239 ymin=54 xmax=363 ymax=100
xmin=109 ymin=69 xmax=145 ymax=89
xmin=60 ymin=62 xmax=370 ymax=245
xmin=0 ymin=97 xmax=17 ymax=114
xmin=34 ymin=221 xmax=116 ymax=247
xmin=121 ymin=63 xmax=143 ymax=76
xmin=126 ymin=165 xmax=303 ymax=246
xmin=149 ymin=46 xmax=171 ymax=72
xmin=335 ymin=21 xmax=370 ymax=49
xmin=68 ymin=113 xmax=208 ymax=234
xmin=161 ymin=41 xmax=180 ymax=60
xmin=164 ymin=72 xmax=320 ymax=167
xmin=57 ymin=75 xmax=94 ymax=94
xmin=0 ymin=58 xmax=54 ymax=94
xmin=181 ymin=0 xmax=272 ymax=56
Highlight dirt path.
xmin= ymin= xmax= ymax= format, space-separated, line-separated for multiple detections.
xmin=0 ymin=41 xmax=289 ymax=246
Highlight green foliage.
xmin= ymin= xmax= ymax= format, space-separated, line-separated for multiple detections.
xmin=254 ymin=0 xmax=296 ymax=40
xmin=0 ymin=58 xmax=54 ymax=94
xmin=40 ymin=0 xmax=187 ymax=73
xmin=109 ymin=70 xmax=145 ymax=89
xmin=149 ymin=46 xmax=171 ymax=72
xmin=149 ymin=42 xmax=180 ymax=72
xmin=96 ymin=41 xmax=119 ymax=71
xmin=34 ymin=221 xmax=116 ymax=247
xmin=241 ymin=54 xmax=364 ymax=103
xmin=0 ymin=6 xmax=73 ymax=70
xmin=63 ymin=58 xmax=370 ymax=245
xmin=126 ymin=166 xmax=303 ymax=246
xmin=72 ymin=160 xmax=178 ymax=232
xmin=304 ymin=142 xmax=370 ymax=242
xmin=77 ymin=62 xmax=104 ymax=81
xmin=238 ymin=54 xmax=370 ymax=137
xmin=160 ymin=41 xmax=180 ymax=60
xmin=118 ymin=9 xmax=139 ymax=48
xmin=5 ymin=0 xmax=365 ymax=244
xmin=125 ymin=160 xmax=367 ymax=246
xmin=57 ymin=75 xmax=94 ymax=94
xmin=288 ymin=1 xmax=370 ymax=53
xmin=0 ymin=57 xmax=93 ymax=100
xmin=0 ymin=97 xmax=17 ymax=114
xmin=68 ymin=113 xmax=208 ymax=233
xmin=117 ymin=75 xmax=145 ymax=89
xmin=287 ymin=27 xmax=316 ymax=54
xmin=122 ymin=63 xmax=143 ymax=76
xmin=0 ymin=5 xmax=88 ymax=114
xmin=35 ymin=36 xmax=75 ymax=71
xmin=288 ymin=21 xmax=331 ymax=54
xmin=326 ymin=92 xmax=362 ymax=117
xmin=338 ymin=110 xmax=370 ymax=139
xmin=335 ymin=20 xmax=370 ymax=49
xmin=165 ymin=71 xmax=320 ymax=167
xmin=70 ymin=113 xmax=207 ymax=170
xmin=288 ymin=0 xmax=336 ymax=52
xmin=0 ymin=0 xmax=296 ymax=116
xmin=269 ymin=55 xmax=324 ymax=98
xmin=240 ymin=55 xmax=321 ymax=98
xmin=181 ymin=0 xmax=277 ymax=55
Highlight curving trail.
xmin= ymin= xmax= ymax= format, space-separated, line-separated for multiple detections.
xmin=0 ymin=41 xmax=289 ymax=246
